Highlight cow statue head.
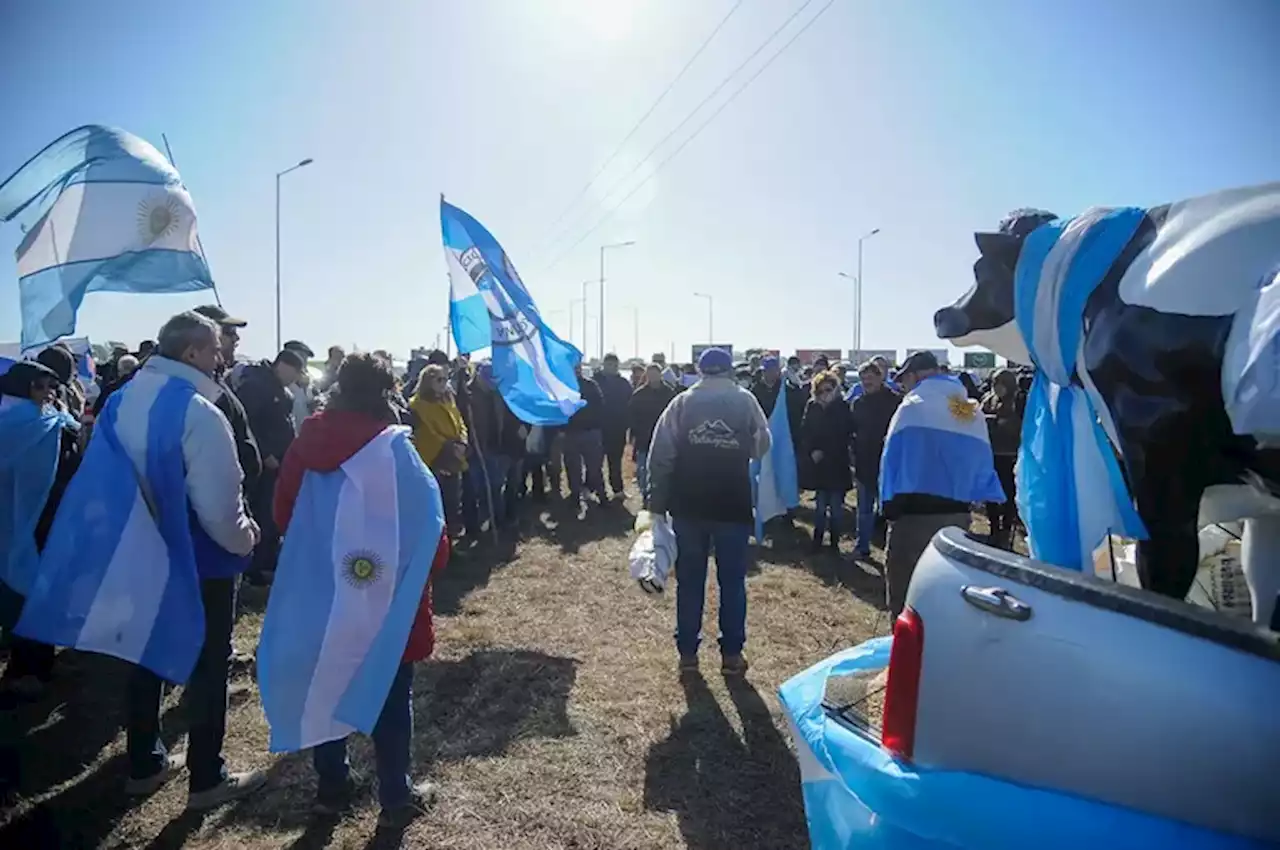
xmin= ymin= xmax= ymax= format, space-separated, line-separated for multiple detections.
xmin=934 ymin=208 xmax=1059 ymax=365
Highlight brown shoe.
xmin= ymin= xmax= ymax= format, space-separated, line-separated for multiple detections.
xmin=678 ymin=655 xmax=700 ymax=676
xmin=721 ymin=654 xmax=749 ymax=677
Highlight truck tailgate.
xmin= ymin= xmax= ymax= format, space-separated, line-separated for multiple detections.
xmin=907 ymin=528 xmax=1280 ymax=843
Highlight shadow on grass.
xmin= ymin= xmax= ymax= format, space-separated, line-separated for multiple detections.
xmin=643 ymin=672 xmax=807 ymax=850
xmin=213 ymin=649 xmax=577 ymax=839
xmin=432 ymin=533 xmax=520 ymax=618
xmin=528 ymin=496 xmax=636 ymax=556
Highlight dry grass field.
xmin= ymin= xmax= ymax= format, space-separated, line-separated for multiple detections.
xmin=1 ymin=479 xmax=909 ymax=850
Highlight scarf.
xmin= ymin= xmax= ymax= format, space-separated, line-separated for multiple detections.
xmin=1013 ymin=207 xmax=1148 ymax=572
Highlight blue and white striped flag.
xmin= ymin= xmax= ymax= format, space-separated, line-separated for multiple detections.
xmin=0 ymin=126 xmax=213 ymax=351
xmin=16 ymin=374 xmax=206 ymax=683
xmin=754 ymin=393 xmax=799 ymax=540
xmin=441 ymin=199 xmax=585 ymax=426
xmin=879 ymin=374 xmax=1005 ymax=507
xmin=257 ymin=426 xmax=444 ymax=753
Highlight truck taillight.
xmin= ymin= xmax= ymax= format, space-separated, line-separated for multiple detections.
xmin=882 ymin=606 xmax=923 ymax=760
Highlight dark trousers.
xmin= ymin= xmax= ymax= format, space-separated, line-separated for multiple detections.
xmin=885 ymin=513 xmax=970 ymax=617
xmin=985 ymin=454 xmax=1019 ymax=549
xmin=437 ymin=472 xmax=463 ymax=536
xmin=248 ymin=469 xmax=280 ymax=580
xmin=313 ymin=662 xmax=413 ymax=809
xmin=603 ymin=429 xmax=626 ymax=496
xmin=0 ymin=581 xmax=54 ymax=682
xmin=673 ymin=518 xmax=751 ymax=658
xmin=127 ymin=577 xmax=236 ymax=791
xmin=814 ymin=490 xmax=845 ymax=544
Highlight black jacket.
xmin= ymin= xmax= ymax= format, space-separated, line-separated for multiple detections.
xmin=983 ymin=393 xmax=1022 ymax=457
xmin=596 ymin=372 xmax=632 ymax=437
xmin=800 ymin=398 xmax=854 ymax=493
xmin=850 ymin=388 xmax=900 ymax=488
xmin=215 ymin=373 xmax=261 ymax=490
xmin=567 ymin=376 xmax=604 ymax=432
xmin=235 ymin=361 xmax=294 ymax=465
xmin=628 ymin=383 xmax=675 ymax=452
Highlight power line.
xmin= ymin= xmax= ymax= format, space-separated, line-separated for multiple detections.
xmin=538 ymin=0 xmax=819 ymax=265
xmin=542 ymin=0 xmax=839 ymax=271
xmin=537 ymin=0 xmax=746 ymax=245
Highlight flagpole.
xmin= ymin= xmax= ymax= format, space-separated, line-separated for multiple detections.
xmin=161 ymin=134 xmax=222 ymax=308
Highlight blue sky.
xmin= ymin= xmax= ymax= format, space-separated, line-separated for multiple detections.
xmin=0 ymin=0 xmax=1276 ymax=363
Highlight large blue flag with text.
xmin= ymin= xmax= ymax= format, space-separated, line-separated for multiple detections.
xmin=441 ymin=199 xmax=585 ymax=425
xmin=0 ymin=126 xmax=213 ymax=351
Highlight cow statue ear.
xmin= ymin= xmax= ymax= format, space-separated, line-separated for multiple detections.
xmin=974 ymin=231 xmax=1021 ymax=261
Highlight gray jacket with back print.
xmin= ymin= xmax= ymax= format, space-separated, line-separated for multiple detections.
xmin=646 ymin=375 xmax=770 ymax=525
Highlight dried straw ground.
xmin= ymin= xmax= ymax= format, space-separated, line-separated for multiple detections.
xmin=2 ymin=475 xmax=900 ymax=850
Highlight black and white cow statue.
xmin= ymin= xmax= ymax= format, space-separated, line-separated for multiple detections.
xmin=935 ymin=182 xmax=1280 ymax=627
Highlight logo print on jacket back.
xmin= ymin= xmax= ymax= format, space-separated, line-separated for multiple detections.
xmin=688 ymin=419 xmax=740 ymax=449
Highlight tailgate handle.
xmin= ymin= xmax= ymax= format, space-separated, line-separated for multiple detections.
xmin=960 ymin=585 xmax=1032 ymax=621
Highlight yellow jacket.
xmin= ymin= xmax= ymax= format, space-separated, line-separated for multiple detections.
xmin=409 ymin=394 xmax=468 ymax=472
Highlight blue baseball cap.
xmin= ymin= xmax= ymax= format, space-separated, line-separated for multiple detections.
xmin=697 ymin=347 xmax=733 ymax=375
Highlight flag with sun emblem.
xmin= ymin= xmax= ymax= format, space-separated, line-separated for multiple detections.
xmin=256 ymin=426 xmax=444 ymax=753
xmin=0 ymin=126 xmax=213 ymax=350
xmin=879 ymin=374 xmax=1005 ymax=507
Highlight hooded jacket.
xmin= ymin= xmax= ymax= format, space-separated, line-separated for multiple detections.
xmin=274 ymin=408 xmax=449 ymax=663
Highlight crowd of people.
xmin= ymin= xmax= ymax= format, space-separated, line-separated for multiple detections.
xmin=0 ymin=302 xmax=1026 ymax=824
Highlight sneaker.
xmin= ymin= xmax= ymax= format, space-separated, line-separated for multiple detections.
xmin=186 ymin=768 xmax=268 ymax=811
xmin=125 ymin=752 xmax=188 ymax=796
xmin=721 ymin=654 xmax=749 ymax=677
xmin=377 ymin=780 xmax=438 ymax=828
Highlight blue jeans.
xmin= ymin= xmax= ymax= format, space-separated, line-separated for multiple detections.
xmin=635 ymin=449 xmax=649 ymax=507
xmin=855 ymin=479 xmax=877 ymax=555
xmin=313 ymin=662 xmax=414 ymax=809
xmin=672 ymin=518 xmax=750 ymax=657
xmin=814 ymin=490 xmax=845 ymax=543
xmin=467 ymin=453 xmax=512 ymax=527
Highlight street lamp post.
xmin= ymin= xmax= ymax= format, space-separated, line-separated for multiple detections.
xmin=275 ymin=157 xmax=314 ymax=351
xmin=627 ymin=306 xmax=640 ymax=360
xmin=570 ymin=297 xmax=586 ymax=351
xmin=599 ymin=240 xmax=636 ymax=361
xmin=855 ymin=227 xmax=881 ymax=358
xmin=693 ymin=292 xmax=713 ymax=346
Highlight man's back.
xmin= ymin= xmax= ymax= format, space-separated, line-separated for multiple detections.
xmin=647 ymin=378 xmax=770 ymax=524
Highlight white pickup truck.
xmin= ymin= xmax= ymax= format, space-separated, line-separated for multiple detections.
xmin=781 ymin=529 xmax=1280 ymax=849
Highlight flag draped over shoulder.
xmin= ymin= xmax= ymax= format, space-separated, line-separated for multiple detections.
xmin=0 ymin=126 xmax=213 ymax=350
xmin=16 ymin=378 xmax=206 ymax=683
xmin=440 ymin=199 xmax=585 ymax=426
xmin=754 ymin=393 xmax=799 ymax=540
xmin=879 ymin=374 xmax=1005 ymax=507
xmin=1013 ymin=208 xmax=1148 ymax=572
xmin=0 ymin=401 xmax=76 ymax=595
xmin=257 ymin=427 xmax=445 ymax=753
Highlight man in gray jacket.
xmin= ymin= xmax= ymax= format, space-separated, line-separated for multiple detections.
xmin=647 ymin=347 xmax=770 ymax=677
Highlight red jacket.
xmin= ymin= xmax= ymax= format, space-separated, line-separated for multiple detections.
xmin=275 ymin=409 xmax=448 ymax=663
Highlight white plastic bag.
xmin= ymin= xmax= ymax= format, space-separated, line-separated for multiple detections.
xmin=629 ymin=511 xmax=677 ymax=593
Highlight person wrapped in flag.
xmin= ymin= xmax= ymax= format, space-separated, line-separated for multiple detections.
xmin=0 ymin=361 xmax=81 ymax=698
xmin=16 ymin=310 xmax=265 ymax=809
xmin=879 ymin=350 xmax=1005 ymax=616
xmin=260 ymin=353 xmax=450 ymax=826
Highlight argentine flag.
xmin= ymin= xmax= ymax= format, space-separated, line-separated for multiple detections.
xmin=879 ymin=374 xmax=1005 ymax=507
xmin=0 ymin=126 xmax=213 ymax=351
xmin=441 ymin=199 xmax=585 ymax=425
xmin=754 ymin=393 xmax=799 ymax=540
xmin=16 ymin=377 xmax=207 ymax=683
xmin=257 ymin=426 xmax=444 ymax=753
xmin=0 ymin=400 xmax=77 ymax=596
